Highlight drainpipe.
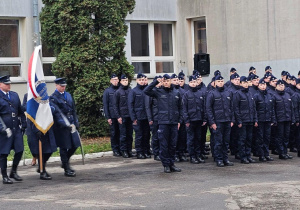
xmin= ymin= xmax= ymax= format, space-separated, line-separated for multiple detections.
xmin=33 ymin=0 xmax=40 ymax=46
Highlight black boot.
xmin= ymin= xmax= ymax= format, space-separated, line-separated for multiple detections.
xmin=2 ymin=170 xmax=13 ymax=184
xmin=63 ymin=163 xmax=76 ymax=177
xmin=9 ymin=165 xmax=22 ymax=181
xmin=40 ymin=171 xmax=52 ymax=180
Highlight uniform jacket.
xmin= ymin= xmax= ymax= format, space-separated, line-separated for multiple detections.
xmin=113 ymin=85 xmax=131 ymax=119
xmin=145 ymin=92 xmax=159 ymax=122
xmin=0 ymin=91 xmax=26 ymax=154
xmin=253 ymin=90 xmax=276 ymax=123
xmin=103 ymin=85 xmax=119 ymax=119
xmin=182 ymin=86 xmax=207 ymax=123
xmin=292 ymin=88 xmax=300 ymax=123
xmin=144 ymin=80 xmax=182 ymax=125
xmin=249 ymin=85 xmax=259 ymax=97
xmin=233 ymin=87 xmax=257 ymax=124
xmin=206 ymin=86 xmax=234 ymax=125
xmin=273 ymin=90 xmax=295 ymax=123
xmin=50 ymin=90 xmax=80 ymax=149
xmin=128 ymin=84 xmax=148 ymax=121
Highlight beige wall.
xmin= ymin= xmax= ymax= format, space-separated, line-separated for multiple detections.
xmin=177 ymin=0 xmax=300 ymax=82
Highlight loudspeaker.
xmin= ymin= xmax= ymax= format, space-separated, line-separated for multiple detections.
xmin=194 ymin=53 xmax=210 ymax=75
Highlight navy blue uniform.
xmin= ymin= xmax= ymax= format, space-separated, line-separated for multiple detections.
xmin=144 ymin=80 xmax=182 ymax=167
xmin=267 ymin=85 xmax=277 ymax=152
xmin=145 ymin=93 xmax=159 ymax=157
xmin=286 ymin=85 xmax=297 ymax=151
xmin=198 ymin=83 xmax=209 ymax=156
xmin=50 ymin=90 xmax=80 ymax=167
xmin=292 ymin=89 xmax=300 ymax=152
xmin=273 ymin=90 xmax=295 ymax=156
xmin=103 ymin=85 xmax=120 ymax=153
xmin=206 ymin=87 xmax=234 ymax=163
xmin=182 ymin=86 xmax=207 ymax=159
xmin=0 ymin=91 xmax=26 ymax=176
xmin=176 ymin=87 xmax=187 ymax=160
xmin=234 ymin=87 xmax=257 ymax=161
xmin=128 ymin=84 xmax=151 ymax=156
xmin=253 ymin=90 xmax=276 ymax=158
xmin=113 ymin=85 xmax=133 ymax=154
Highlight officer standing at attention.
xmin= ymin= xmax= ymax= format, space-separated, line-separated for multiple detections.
xmin=253 ymin=78 xmax=276 ymax=161
xmin=113 ymin=74 xmax=133 ymax=158
xmin=224 ymin=68 xmax=237 ymax=88
xmin=178 ymin=71 xmax=189 ymax=91
xmin=249 ymin=66 xmax=257 ymax=75
xmin=273 ymin=80 xmax=295 ymax=160
xmin=144 ymin=74 xmax=182 ymax=173
xmin=50 ymin=78 xmax=80 ymax=177
xmin=206 ymin=75 xmax=234 ymax=167
xmin=234 ymin=76 xmax=258 ymax=164
xmin=103 ymin=74 xmax=121 ymax=156
xmin=145 ymin=76 xmax=162 ymax=161
xmin=182 ymin=75 xmax=206 ymax=164
xmin=292 ymin=79 xmax=300 ymax=157
xmin=0 ymin=75 xmax=26 ymax=184
xmin=128 ymin=73 xmax=151 ymax=159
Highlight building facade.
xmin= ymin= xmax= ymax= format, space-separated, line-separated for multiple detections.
xmin=1 ymin=0 xmax=300 ymax=96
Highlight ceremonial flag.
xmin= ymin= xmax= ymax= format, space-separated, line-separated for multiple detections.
xmin=26 ymin=45 xmax=53 ymax=134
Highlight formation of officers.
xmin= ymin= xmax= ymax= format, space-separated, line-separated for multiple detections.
xmin=104 ymin=66 xmax=300 ymax=173
xmin=0 ymin=76 xmax=80 ymax=184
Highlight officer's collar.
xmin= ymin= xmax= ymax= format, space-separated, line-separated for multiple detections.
xmin=55 ymin=89 xmax=64 ymax=94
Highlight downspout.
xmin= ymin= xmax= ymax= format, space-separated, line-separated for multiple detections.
xmin=33 ymin=0 xmax=40 ymax=46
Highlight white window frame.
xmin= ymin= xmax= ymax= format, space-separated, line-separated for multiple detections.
xmin=0 ymin=18 xmax=23 ymax=82
xmin=130 ymin=21 xmax=176 ymax=78
xmin=42 ymin=56 xmax=56 ymax=81
xmin=191 ymin=16 xmax=207 ymax=56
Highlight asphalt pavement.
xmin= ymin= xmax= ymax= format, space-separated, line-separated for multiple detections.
xmin=1 ymin=153 xmax=300 ymax=209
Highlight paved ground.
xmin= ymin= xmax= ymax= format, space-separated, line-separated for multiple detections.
xmin=1 ymin=153 xmax=300 ymax=209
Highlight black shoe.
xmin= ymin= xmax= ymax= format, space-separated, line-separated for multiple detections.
xmin=190 ymin=157 xmax=200 ymax=164
xmin=113 ymin=151 xmax=121 ymax=157
xmin=196 ymin=156 xmax=205 ymax=163
xmin=265 ymin=156 xmax=274 ymax=161
xmin=224 ymin=160 xmax=234 ymax=166
xmin=9 ymin=171 xmax=22 ymax=181
xmin=2 ymin=177 xmax=13 ymax=184
xmin=235 ymin=155 xmax=240 ymax=160
xmin=121 ymin=151 xmax=129 ymax=158
xmin=137 ymin=153 xmax=146 ymax=159
xmin=216 ymin=161 xmax=225 ymax=167
xmin=290 ymin=148 xmax=298 ymax=153
xmin=279 ymin=154 xmax=288 ymax=160
xmin=170 ymin=165 xmax=181 ymax=172
xmin=241 ymin=159 xmax=249 ymax=164
xmin=259 ymin=156 xmax=266 ymax=162
xmin=145 ymin=153 xmax=151 ymax=159
xmin=40 ymin=171 xmax=52 ymax=180
xmin=174 ymin=156 xmax=180 ymax=162
xmin=128 ymin=151 xmax=136 ymax=157
xmin=247 ymin=158 xmax=256 ymax=163
xmin=179 ymin=155 xmax=188 ymax=162
xmin=164 ymin=166 xmax=171 ymax=173
xmin=286 ymin=154 xmax=293 ymax=159
xmin=200 ymin=154 xmax=208 ymax=160
xmin=154 ymin=155 xmax=161 ymax=161
xmin=64 ymin=169 xmax=76 ymax=177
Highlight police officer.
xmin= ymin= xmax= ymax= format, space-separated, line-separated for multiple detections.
xmin=144 ymin=74 xmax=182 ymax=173
xmin=0 ymin=75 xmax=26 ymax=184
xmin=113 ymin=74 xmax=133 ymax=158
xmin=206 ymin=75 xmax=234 ymax=167
xmin=249 ymin=66 xmax=256 ymax=75
xmin=298 ymin=71 xmax=300 ymax=79
xmin=225 ymin=68 xmax=237 ymax=88
xmin=273 ymin=80 xmax=295 ymax=159
xmin=178 ymin=71 xmax=189 ymax=91
xmin=265 ymin=66 xmax=272 ymax=74
xmin=128 ymin=73 xmax=151 ymax=159
xmin=50 ymin=78 xmax=80 ymax=177
xmin=253 ymin=78 xmax=276 ymax=161
xmin=234 ymin=76 xmax=258 ymax=164
xmin=103 ymin=74 xmax=121 ymax=156
xmin=182 ymin=75 xmax=206 ymax=164
xmin=145 ymin=76 xmax=162 ymax=161
xmin=292 ymin=79 xmax=300 ymax=157
xmin=249 ymin=74 xmax=260 ymax=96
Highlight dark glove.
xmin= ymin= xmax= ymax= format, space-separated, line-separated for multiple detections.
xmin=36 ymin=131 xmax=43 ymax=140
xmin=21 ymin=127 xmax=26 ymax=136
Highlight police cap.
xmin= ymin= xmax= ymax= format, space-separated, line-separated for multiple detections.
xmin=230 ymin=73 xmax=240 ymax=80
xmin=54 ymin=78 xmax=67 ymax=86
xmin=214 ymin=70 xmax=221 ymax=76
xmin=240 ymin=76 xmax=248 ymax=83
xmin=259 ymin=78 xmax=266 ymax=84
xmin=171 ymin=74 xmax=178 ymax=79
xmin=0 ymin=75 xmax=11 ymax=84
xmin=276 ymin=80 xmax=284 ymax=85
xmin=215 ymin=75 xmax=224 ymax=81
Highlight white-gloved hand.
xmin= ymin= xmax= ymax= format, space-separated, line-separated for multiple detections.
xmin=69 ymin=124 xmax=76 ymax=133
xmin=5 ymin=128 xmax=12 ymax=138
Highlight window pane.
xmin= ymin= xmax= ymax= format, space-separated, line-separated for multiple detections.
xmin=132 ymin=62 xmax=150 ymax=74
xmin=42 ymin=43 xmax=55 ymax=57
xmin=194 ymin=19 xmax=207 ymax=54
xmin=156 ymin=62 xmax=174 ymax=73
xmin=43 ymin=64 xmax=54 ymax=76
xmin=0 ymin=20 xmax=19 ymax=57
xmin=130 ymin=23 xmax=149 ymax=56
xmin=0 ymin=64 xmax=20 ymax=77
xmin=154 ymin=24 xmax=173 ymax=56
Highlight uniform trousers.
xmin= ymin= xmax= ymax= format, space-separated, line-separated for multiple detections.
xmin=109 ymin=118 xmax=120 ymax=152
xmin=186 ymin=121 xmax=202 ymax=158
xmin=238 ymin=123 xmax=253 ymax=160
xmin=276 ymin=121 xmax=291 ymax=155
xmin=133 ymin=119 xmax=150 ymax=154
xmin=119 ymin=117 xmax=133 ymax=152
xmin=212 ymin=122 xmax=231 ymax=162
xmin=256 ymin=122 xmax=271 ymax=157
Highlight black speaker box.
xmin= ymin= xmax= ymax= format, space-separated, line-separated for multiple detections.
xmin=194 ymin=53 xmax=210 ymax=75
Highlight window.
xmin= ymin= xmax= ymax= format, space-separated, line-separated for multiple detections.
xmin=0 ymin=19 xmax=21 ymax=77
xmin=41 ymin=43 xmax=55 ymax=77
xmin=194 ymin=18 xmax=207 ymax=54
xmin=130 ymin=22 xmax=175 ymax=77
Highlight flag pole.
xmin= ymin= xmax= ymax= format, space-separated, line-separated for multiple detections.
xmin=39 ymin=140 xmax=43 ymax=173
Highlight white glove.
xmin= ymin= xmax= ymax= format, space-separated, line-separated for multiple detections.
xmin=69 ymin=124 xmax=76 ymax=133
xmin=5 ymin=128 xmax=12 ymax=138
